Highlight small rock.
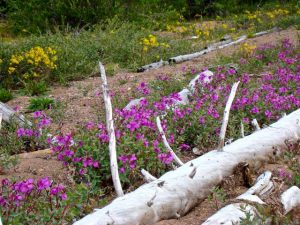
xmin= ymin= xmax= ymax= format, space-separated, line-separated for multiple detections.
xmin=193 ymin=147 xmax=203 ymax=156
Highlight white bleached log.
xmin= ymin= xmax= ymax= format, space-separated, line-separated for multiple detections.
xmin=138 ymin=28 xmax=277 ymax=71
xmin=173 ymin=88 xmax=191 ymax=106
xmin=123 ymin=70 xmax=213 ymax=110
xmin=73 ymin=109 xmax=300 ymax=225
xmin=202 ymin=176 xmax=300 ymax=225
xmin=169 ymin=35 xmax=248 ymax=64
xmin=0 ymin=102 xmax=32 ymax=126
xmin=124 ymin=97 xmax=146 ymax=110
xmin=137 ymin=60 xmax=169 ymax=72
xmin=218 ymin=82 xmax=240 ymax=151
xmin=169 ymin=49 xmax=210 ymax=64
xmin=156 ymin=116 xmax=184 ymax=166
xmin=188 ymin=70 xmax=213 ymax=93
xmin=99 ymin=62 xmax=124 ymax=197
xmin=202 ymin=171 xmax=273 ymax=225
xmin=217 ymin=35 xmax=247 ymax=50
xmin=251 ymin=119 xmax=261 ymax=131
xmin=141 ymin=169 xmax=157 ymax=182
xmin=202 ymin=203 xmax=258 ymax=225
xmin=281 ymin=186 xmax=300 ymax=214
xmin=252 ymin=27 xmax=278 ymax=37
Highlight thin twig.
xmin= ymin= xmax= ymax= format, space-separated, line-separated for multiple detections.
xmin=218 ymin=82 xmax=240 ymax=151
xmin=156 ymin=116 xmax=184 ymax=166
xmin=99 ymin=62 xmax=124 ymax=197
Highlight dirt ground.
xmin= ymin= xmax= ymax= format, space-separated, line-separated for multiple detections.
xmin=2 ymin=27 xmax=299 ymax=224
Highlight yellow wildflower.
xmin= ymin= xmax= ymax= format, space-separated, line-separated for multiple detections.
xmin=8 ymin=67 xmax=16 ymax=74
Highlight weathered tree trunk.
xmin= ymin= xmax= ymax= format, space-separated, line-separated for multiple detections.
xmin=73 ymin=109 xmax=300 ymax=225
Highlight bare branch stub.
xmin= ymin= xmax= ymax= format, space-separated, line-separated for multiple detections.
xmin=99 ymin=62 xmax=124 ymax=197
xmin=218 ymin=81 xmax=240 ymax=151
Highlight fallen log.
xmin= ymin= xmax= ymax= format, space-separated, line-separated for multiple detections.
xmin=137 ymin=60 xmax=169 ymax=73
xmin=137 ymin=28 xmax=278 ymax=72
xmin=73 ymin=109 xmax=300 ymax=225
xmin=0 ymin=102 xmax=32 ymax=126
xmin=281 ymin=185 xmax=300 ymax=214
xmin=202 ymin=171 xmax=273 ymax=225
xmin=202 ymin=175 xmax=300 ymax=224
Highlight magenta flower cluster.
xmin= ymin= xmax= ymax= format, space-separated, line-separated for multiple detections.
xmin=0 ymin=177 xmax=67 ymax=209
xmin=16 ymin=111 xmax=51 ymax=138
xmin=49 ymin=133 xmax=100 ymax=176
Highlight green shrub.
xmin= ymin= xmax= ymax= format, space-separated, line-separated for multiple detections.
xmin=27 ymin=97 xmax=55 ymax=111
xmin=0 ymin=88 xmax=13 ymax=102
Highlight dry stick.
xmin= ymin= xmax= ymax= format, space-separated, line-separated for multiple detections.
xmin=0 ymin=112 xmax=2 ymax=130
xmin=99 ymin=62 xmax=124 ymax=197
xmin=218 ymin=81 xmax=240 ymax=151
xmin=240 ymin=120 xmax=245 ymax=138
xmin=252 ymin=118 xmax=261 ymax=131
xmin=141 ymin=169 xmax=157 ymax=182
xmin=156 ymin=116 xmax=184 ymax=166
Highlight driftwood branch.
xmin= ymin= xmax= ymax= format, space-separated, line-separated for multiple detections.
xmin=202 ymin=171 xmax=273 ymax=224
xmin=73 ymin=109 xmax=300 ymax=225
xmin=0 ymin=102 xmax=32 ymax=126
xmin=202 ymin=174 xmax=300 ymax=224
xmin=218 ymin=81 xmax=240 ymax=151
xmin=156 ymin=116 xmax=184 ymax=166
xmin=137 ymin=28 xmax=278 ymax=72
xmin=99 ymin=62 xmax=124 ymax=197
xmin=137 ymin=60 xmax=169 ymax=72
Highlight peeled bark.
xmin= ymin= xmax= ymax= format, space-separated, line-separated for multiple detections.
xmin=0 ymin=102 xmax=31 ymax=126
xmin=73 ymin=109 xmax=300 ymax=225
